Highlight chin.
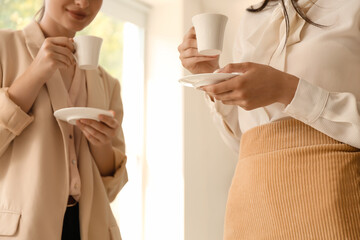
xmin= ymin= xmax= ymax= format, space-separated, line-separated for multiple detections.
xmin=65 ymin=21 xmax=89 ymax=33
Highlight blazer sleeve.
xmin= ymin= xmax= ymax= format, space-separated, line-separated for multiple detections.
xmin=284 ymin=79 xmax=360 ymax=149
xmin=100 ymin=70 xmax=128 ymax=202
xmin=0 ymin=63 xmax=34 ymax=157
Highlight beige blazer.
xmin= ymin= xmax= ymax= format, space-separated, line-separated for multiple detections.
xmin=0 ymin=21 xmax=128 ymax=240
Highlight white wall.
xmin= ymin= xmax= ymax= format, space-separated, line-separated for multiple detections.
xmin=142 ymin=0 xmax=184 ymax=239
xmin=142 ymin=0 xmax=255 ymax=239
xmin=183 ymin=1 xmax=234 ymax=239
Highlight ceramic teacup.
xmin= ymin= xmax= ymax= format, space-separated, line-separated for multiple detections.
xmin=73 ymin=35 xmax=103 ymax=70
xmin=192 ymin=13 xmax=228 ymax=56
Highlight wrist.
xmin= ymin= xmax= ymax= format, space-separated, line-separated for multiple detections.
xmin=28 ymin=61 xmax=52 ymax=85
xmin=90 ymin=143 xmax=115 ymax=176
xmin=279 ymin=74 xmax=299 ymax=105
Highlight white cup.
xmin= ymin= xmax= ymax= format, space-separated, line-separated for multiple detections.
xmin=73 ymin=35 xmax=103 ymax=70
xmin=192 ymin=13 xmax=228 ymax=56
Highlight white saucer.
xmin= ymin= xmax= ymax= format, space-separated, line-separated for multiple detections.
xmin=54 ymin=107 xmax=113 ymax=125
xmin=179 ymin=73 xmax=241 ymax=88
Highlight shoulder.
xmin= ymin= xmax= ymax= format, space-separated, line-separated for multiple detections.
xmin=97 ymin=66 xmax=118 ymax=84
xmin=310 ymin=0 xmax=360 ymax=18
xmin=310 ymin=0 xmax=360 ymax=32
xmin=0 ymin=28 xmax=19 ymax=38
xmin=0 ymin=28 xmax=24 ymax=46
xmin=234 ymin=2 xmax=276 ymax=48
xmin=96 ymin=66 xmax=121 ymax=93
xmin=239 ymin=2 xmax=277 ymax=31
xmin=0 ymin=28 xmax=25 ymax=59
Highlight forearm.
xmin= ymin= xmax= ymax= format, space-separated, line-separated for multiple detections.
xmin=90 ymin=143 xmax=115 ymax=176
xmin=8 ymin=66 xmax=45 ymax=113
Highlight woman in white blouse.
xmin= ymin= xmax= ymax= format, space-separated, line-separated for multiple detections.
xmin=179 ymin=0 xmax=360 ymax=239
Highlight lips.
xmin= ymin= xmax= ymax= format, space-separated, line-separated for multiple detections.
xmin=66 ymin=9 xmax=88 ymax=21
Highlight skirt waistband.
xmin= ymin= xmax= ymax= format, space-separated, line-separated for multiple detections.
xmin=239 ymin=118 xmax=358 ymax=159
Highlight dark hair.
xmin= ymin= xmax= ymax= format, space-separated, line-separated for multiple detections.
xmin=247 ymin=0 xmax=323 ymax=46
xmin=35 ymin=2 xmax=45 ymax=22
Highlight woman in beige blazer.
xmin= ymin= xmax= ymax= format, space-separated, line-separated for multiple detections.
xmin=0 ymin=0 xmax=127 ymax=239
xmin=179 ymin=0 xmax=360 ymax=239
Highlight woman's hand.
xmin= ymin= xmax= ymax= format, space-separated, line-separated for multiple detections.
xmin=7 ymin=37 xmax=76 ymax=113
xmin=76 ymin=111 xmax=119 ymax=176
xmin=29 ymin=37 xmax=76 ymax=84
xmin=178 ymin=27 xmax=220 ymax=74
xmin=201 ymin=62 xmax=299 ymax=110
xmin=75 ymin=111 xmax=119 ymax=147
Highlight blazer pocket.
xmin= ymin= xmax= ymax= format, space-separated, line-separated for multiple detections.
xmin=109 ymin=225 xmax=121 ymax=240
xmin=0 ymin=210 xmax=21 ymax=236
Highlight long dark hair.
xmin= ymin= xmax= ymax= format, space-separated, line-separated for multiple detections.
xmin=247 ymin=0 xmax=323 ymax=45
xmin=35 ymin=1 xmax=45 ymax=22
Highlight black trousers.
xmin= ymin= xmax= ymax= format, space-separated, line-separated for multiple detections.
xmin=61 ymin=204 xmax=81 ymax=240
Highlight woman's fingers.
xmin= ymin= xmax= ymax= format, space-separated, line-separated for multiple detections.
xmin=99 ymin=113 xmax=119 ymax=129
xmin=178 ymin=26 xmax=220 ymax=74
xmin=76 ymin=120 xmax=109 ymax=144
xmin=40 ymin=37 xmax=76 ymax=69
xmin=181 ymin=56 xmax=217 ymax=70
xmin=51 ymin=45 xmax=76 ymax=65
xmin=178 ymin=38 xmax=197 ymax=52
xmin=217 ymin=62 xmax=254 ymax=74
xmin=76 ymin=112 xmax=118 ymax=142
xmin=183 ymin=26 xmax=196 ymax=41
xmin=178 ymin=28 xmax=200 ymax=57
xmin=82 ymin=125 xmax=104 ymax=145
xmin=81 ymin=119 xmax=113 ymax=137
xmin=202 ymin=76 xmax=242 ymax=95
xmin=48 ymin=37 xmax=75 ymax=52
xmin=180 ymin=47 xmax=218 ymax=60
xmin=50 ymin=52 xmax=72 ymax=68
xmin=202 ymin=62 xmax=300 ymax=109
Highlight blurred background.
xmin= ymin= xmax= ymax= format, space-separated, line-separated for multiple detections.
xmin=0 ymin=0 xmax=256 ymax=239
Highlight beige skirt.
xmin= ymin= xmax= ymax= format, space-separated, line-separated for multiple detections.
xmin=224 ymin=118 xmax=360 ymax=240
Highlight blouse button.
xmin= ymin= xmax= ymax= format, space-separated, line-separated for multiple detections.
xmin=69 ymin=134 xmax=73 ymax=139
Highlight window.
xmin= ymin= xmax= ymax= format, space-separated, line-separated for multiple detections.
xmin=0 ymin=0 xmax=43 ymax=30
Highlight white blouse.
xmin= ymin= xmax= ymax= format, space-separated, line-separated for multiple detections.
xmin=206 ymin=0 xmax=360 ymax=152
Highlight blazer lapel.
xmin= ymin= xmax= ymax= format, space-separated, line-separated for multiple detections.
xmin=85 ymin=69 xmax=107 ymax=109
xmin=23 ymin=21 xmax=44 ymax=59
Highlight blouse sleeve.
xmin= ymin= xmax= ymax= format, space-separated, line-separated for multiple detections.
xmin=100 ymin=70 xmax=128 ymax=202
xmin=284 ymin=78 xmax=360 ymax=149
xmin=204 ymin=93 xmax=242 ymax=153
xmin=0 ymin=61 xmax=34 ymax=157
